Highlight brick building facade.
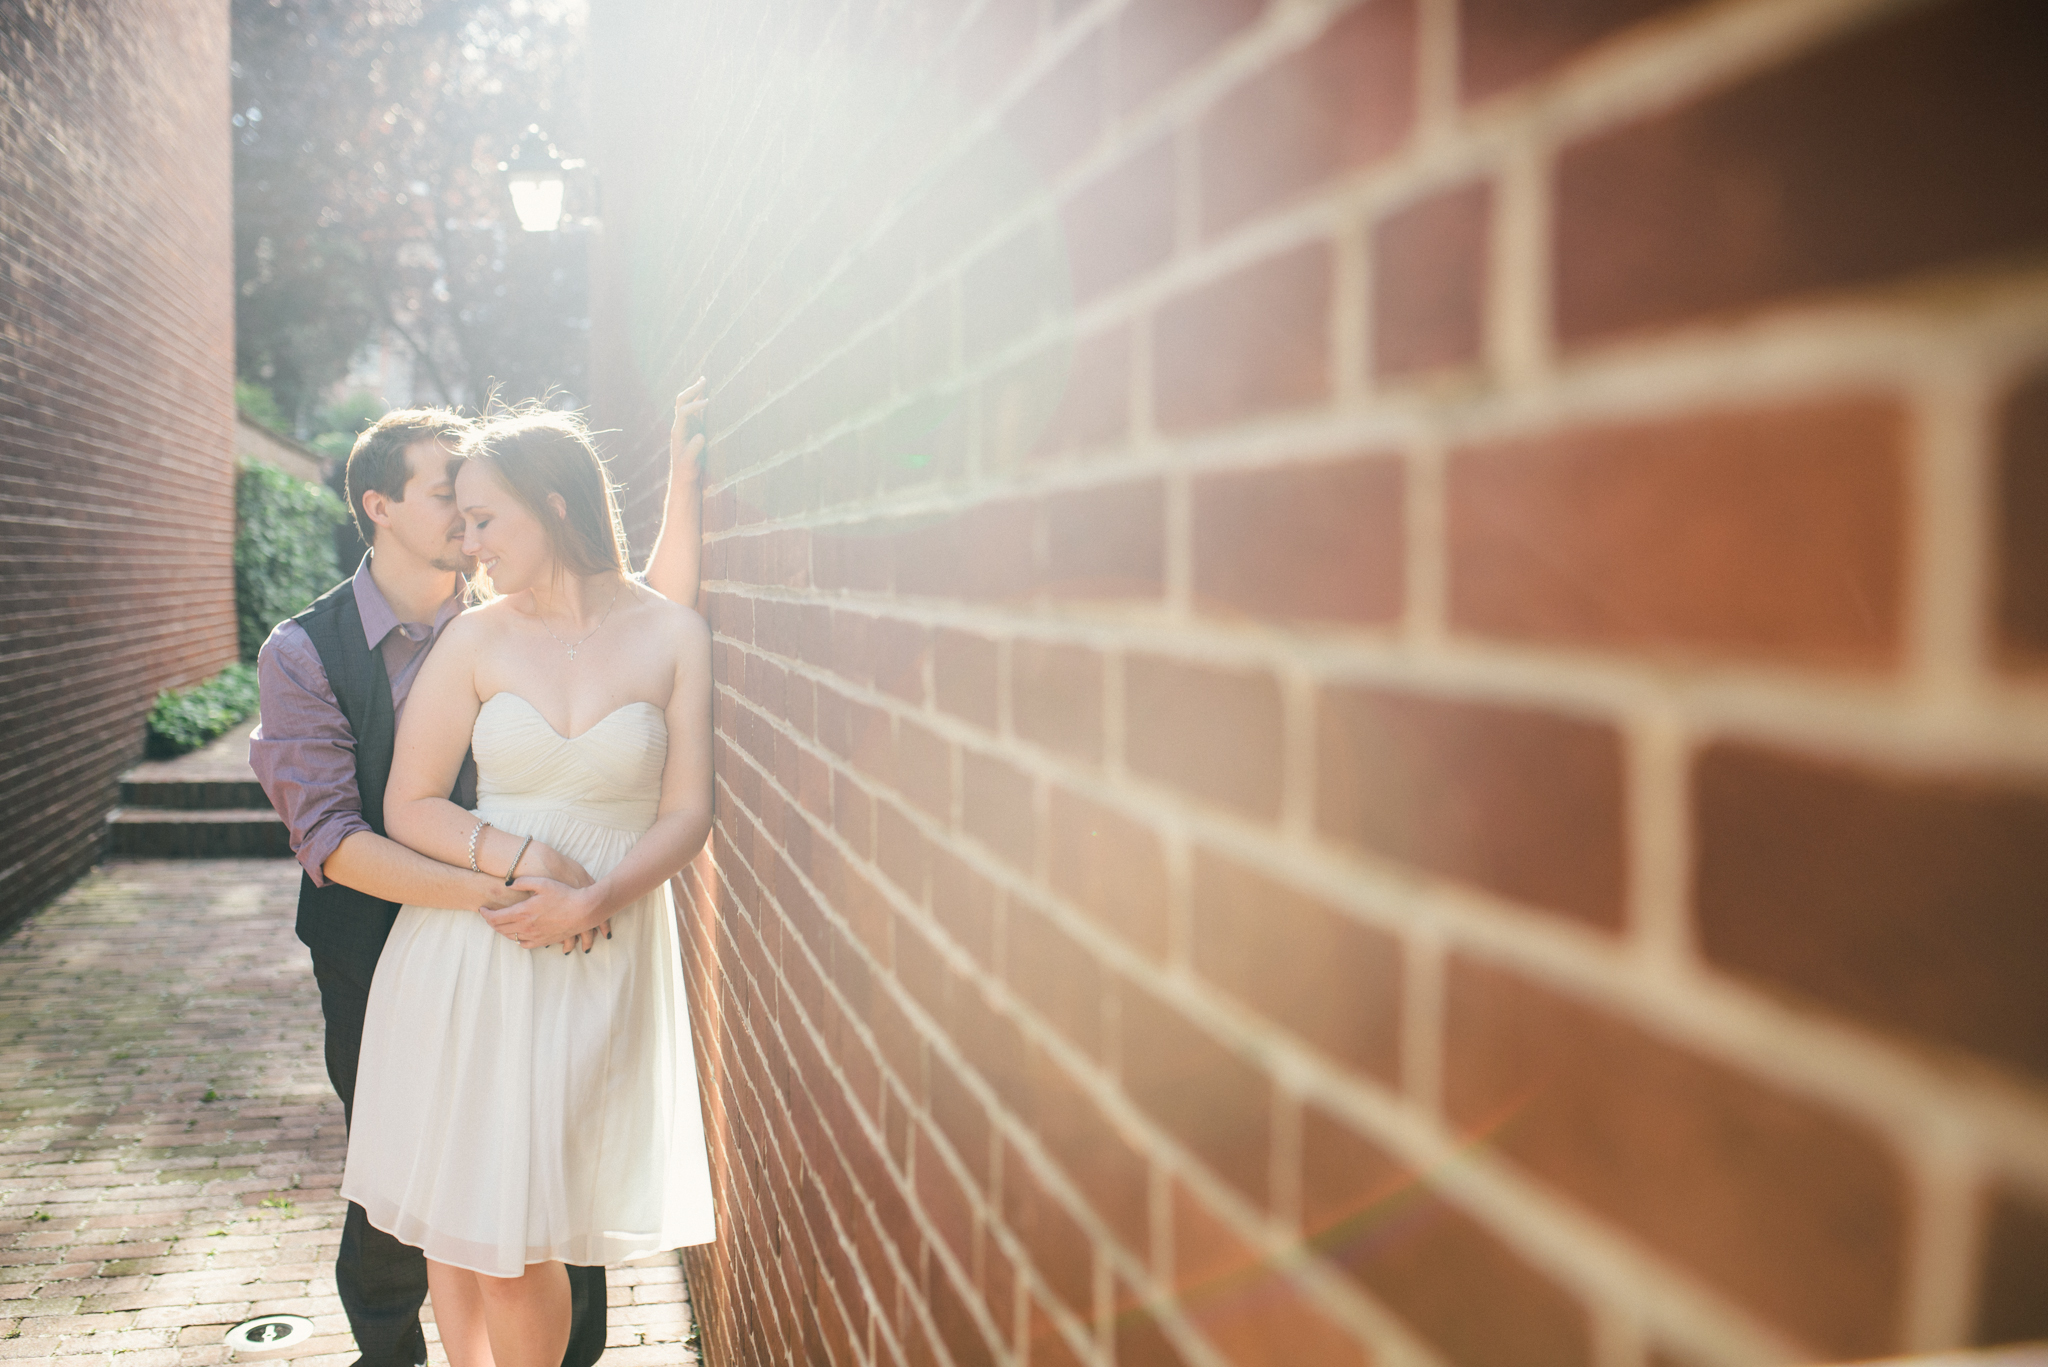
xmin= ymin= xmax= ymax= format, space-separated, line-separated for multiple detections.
xmin=0 ymin=3 xmax=237 ymax=931
xmin=587 ymin=1 xmax=2048 ymax=1362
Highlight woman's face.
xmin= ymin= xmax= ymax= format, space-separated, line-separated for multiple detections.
xmin=457 ymin=460 xmax=553 ymax=595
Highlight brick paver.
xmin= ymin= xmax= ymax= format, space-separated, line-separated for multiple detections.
xmin=0 ymin=859 xmax=698 ymax=1364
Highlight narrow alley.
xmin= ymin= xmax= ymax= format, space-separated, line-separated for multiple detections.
xmin=0 ymin=857 xmax=696 ymax=1363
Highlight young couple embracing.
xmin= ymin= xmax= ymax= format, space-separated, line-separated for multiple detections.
xmin=252 ymin=383 xmax=715 ymax=1367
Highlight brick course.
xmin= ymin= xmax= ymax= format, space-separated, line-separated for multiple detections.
xmin=1694 ymin=741 xmax=2048 ymax=1082
xmin=1447 ymin=397 xmax=1908 ymax=665
xmin=1444 ymin=956 xmax=1908 ymax=1360
xmin=0 ymin=1 xmax=237 ymax=932
xmin=589 ymin=1 xmax=2048 ymax=1363
xmin=1372 ymin=181 xmax=1491 ymax=380
xmin=0 ymin=2 xmax=235 ymax=930
xmin=1190 ymin=455 xmax=1404 ymax=624
xmin=1553 ymin=0 xmax=2048 ymax=347
xmin=1999 ymin=362 xmax=2048 ymax=663
xmin=1299 ymin=1105 xmax=1593 ymax=1367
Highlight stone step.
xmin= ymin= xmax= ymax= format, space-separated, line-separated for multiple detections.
xmin=105 ymin=808 xmax=292 ymax=859
xmin=119 ymin=777 xmax=273 ymax=810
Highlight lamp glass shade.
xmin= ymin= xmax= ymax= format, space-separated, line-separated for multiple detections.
xmin=508 ymin=172 xmax=565 ymax=232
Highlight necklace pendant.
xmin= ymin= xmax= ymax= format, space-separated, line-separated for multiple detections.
xmin=567 ymin=646 xmax=578 ymax=662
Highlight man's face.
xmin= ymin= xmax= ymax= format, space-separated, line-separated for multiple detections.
xmin=377 ymin=439 xmax=473 ymax=574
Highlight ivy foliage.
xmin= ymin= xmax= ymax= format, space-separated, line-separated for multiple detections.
xmin=147 ymin=664 xmax=261 ymax=758
xmin=235 ymin=459 xmax=348 ymax=662
xmin=145 ymin=461 xmax=345 ymax=755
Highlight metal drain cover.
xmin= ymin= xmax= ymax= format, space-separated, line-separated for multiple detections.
xmin=224 ymin=1314 xmax=315 ymax=1359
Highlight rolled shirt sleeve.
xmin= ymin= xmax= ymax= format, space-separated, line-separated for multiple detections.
xmin=250 ymin=620 xmax=371 ymax=887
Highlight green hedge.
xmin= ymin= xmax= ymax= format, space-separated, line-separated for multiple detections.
xmin=138 ymin=459 xmax=346 ymax=757
xmin=235 ymin=459 xmax=349 ymax=662
xmin=146 ymin=663 xmax=260 ymax=757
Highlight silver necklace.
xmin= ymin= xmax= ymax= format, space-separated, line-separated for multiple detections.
xmin=534 ymin=582 xmax=624 ymax=661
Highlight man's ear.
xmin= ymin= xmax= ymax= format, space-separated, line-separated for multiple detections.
xmin=547 ymin=491 xmax=568 ymax=521
xmin=361 ymin=489 xmax=394 ymax=531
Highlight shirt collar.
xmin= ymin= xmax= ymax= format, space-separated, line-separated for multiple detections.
xmin=350 ymin=553 xmax=465 ymax=650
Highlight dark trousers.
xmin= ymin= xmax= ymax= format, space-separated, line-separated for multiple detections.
xmin=313 ymin=950 xmax=608 ymax=1367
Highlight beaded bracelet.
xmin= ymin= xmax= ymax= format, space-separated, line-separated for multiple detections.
xmin=504 ymin=834 xmax=535 ymax=886
xmin=467 ymin=817 xmax=491 ymax=873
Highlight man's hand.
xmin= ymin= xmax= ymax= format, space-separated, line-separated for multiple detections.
xmin=481 ymin=877 xmax=611 ymax=955
xmin=477 ymin=878 xmax=532 ymax=911
xmin=673 ymin=378 xmax=707 ymax=481
xmin=524 ymin=839 xmax=594 ymax=891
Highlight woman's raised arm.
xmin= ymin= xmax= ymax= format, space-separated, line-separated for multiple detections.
xmin=641 ymin=381 xmax=707 ymax=608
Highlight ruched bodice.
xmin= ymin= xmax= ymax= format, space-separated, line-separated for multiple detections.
xmin=474 ymin=693 xmax=666 ymax=836
xmin=341 ymin=690 xmax=714 ymax=1275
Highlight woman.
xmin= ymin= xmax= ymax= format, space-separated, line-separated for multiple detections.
xmin=340 ymin=405 xmax=714 ymax=1367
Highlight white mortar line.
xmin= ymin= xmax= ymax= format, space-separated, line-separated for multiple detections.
xmin=1397 ymin=924 xmax=1444 ymax=1115
xmin=1405 ymin=429 xmax=1447 ymax=648
xmin=1898 ymin=1120 xmax=1985 ymax=1353
xmin=1490 ymin=130 xmax=1551 ymax=394
xmin=1332 ymin=212 xmax=1368 ymax=405
xmin=1906 ymin=365 xmax=1997 ymax=714
xmin=1411 ymin=0 xmax=1460 ymax=142
xmin=1163 ymin=466 xmax=1192 ymax=622
xmin=1458 ymin=0 xmax=1927 ymax=145
xmin=1278 ymin=667 xmax=1317 ymax=842
xmin=1623 ymin=702 xmax=1693 ymax=975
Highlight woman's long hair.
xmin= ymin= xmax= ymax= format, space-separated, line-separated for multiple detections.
xmin=459 ymin=404 xmax=629 ymax=598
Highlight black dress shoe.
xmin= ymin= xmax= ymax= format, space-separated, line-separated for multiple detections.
xmin=344 ymin=1349 xmax=426 ymax=1367
xmin=349 ymin=1334 xmax=428 ymax=1367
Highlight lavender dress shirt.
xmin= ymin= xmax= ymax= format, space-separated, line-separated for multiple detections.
xmin=251 ymin=558 xmax=475 ymax=887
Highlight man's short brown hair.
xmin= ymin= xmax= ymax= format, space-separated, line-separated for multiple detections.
xmin=343 ymin=408 xmax=470 ymax=544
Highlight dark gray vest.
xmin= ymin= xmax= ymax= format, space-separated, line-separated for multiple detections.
xmin=291 ymin=574 xmax=403 ymax=976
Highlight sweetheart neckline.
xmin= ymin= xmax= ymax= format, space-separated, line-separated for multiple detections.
xmin=480 ymin=691 xmax=663 ymax=742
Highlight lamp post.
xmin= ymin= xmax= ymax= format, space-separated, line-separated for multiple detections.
xmin=500 ymin=125 xmax=568 ymax=233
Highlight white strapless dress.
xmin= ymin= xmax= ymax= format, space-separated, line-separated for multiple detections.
xmin=340 ymin=692 xmax=715 ymax=1275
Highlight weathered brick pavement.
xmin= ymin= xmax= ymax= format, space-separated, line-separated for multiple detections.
xmin=0 ymin=859 xmax=698 ymax=1364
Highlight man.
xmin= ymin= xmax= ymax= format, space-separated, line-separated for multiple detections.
xmin=252 ymin=387 xmax=706 ymax=1367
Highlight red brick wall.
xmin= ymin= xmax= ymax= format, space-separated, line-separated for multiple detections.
xmin=587 ymin=1 xmax=2048 ymax=1362
xmin=0 ymin=2 xmax=237 ymax=928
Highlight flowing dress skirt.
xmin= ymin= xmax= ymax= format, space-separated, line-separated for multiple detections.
xmin=341 ymin=696 xmax=715 ymax=1275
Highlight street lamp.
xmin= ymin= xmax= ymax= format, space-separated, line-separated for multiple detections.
xmin=500 ymin=125 xmax=568 ymax=233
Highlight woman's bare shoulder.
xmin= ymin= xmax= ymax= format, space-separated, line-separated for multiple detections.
xmin=436 ymin=597 xmax=534 ymax=669
xmin=441 ymin=597 xmax=514 ymax=644
xmin=631 ymin=585 xmax=708 ymax=648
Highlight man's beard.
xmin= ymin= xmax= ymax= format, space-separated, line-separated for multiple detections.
xmin=431 ymin=548 xmax=476 ymax=574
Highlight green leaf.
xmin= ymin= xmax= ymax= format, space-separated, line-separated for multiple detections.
xmin=147 ymin=664 xmax=261 ymax=758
